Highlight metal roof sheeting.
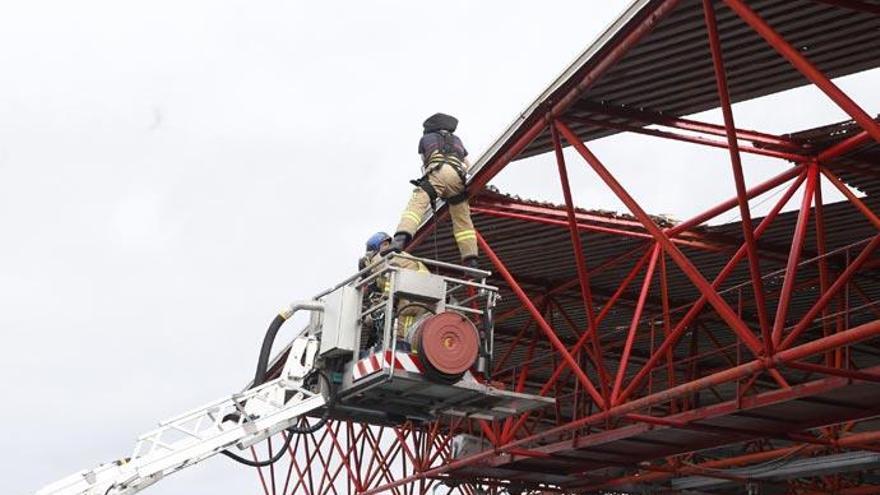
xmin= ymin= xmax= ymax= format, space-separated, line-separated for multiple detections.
xmin=469 ymin=0 xmax=880 ymax=175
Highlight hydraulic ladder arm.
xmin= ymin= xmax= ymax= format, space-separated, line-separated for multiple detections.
xmin=37 ymin=302 xmax=327 ymax=495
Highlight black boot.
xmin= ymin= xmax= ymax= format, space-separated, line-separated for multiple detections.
xmin=389 ymin=232 xmax=411 ymax=253
xmin=463 ymin=256 xmax=481 ymax=273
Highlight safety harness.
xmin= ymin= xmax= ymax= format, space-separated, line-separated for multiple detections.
xmin=410 ymin=132 xmax=470 ymax=207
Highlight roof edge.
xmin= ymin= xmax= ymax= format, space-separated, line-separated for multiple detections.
xmin=469 ymin=0 xmax=659 ymax=177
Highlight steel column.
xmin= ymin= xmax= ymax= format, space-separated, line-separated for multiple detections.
xmin=771 ymin=164 xmax=818 ymax=348
xmin=551 ymin=125 xmax=610 ymax=401
xmin=612 ymin=244 xmax=661 ymax=402
xmin=703 ymin=0 xmax=773 ymax=355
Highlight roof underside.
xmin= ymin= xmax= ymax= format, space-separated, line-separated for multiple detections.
xmin=788 ymin=116 xmax=880 ymax=195
xmin=414 ymin=190 xmax=880 ymax=492
xmin=416 ymin=189 xmax=880 ymax=391
xmin=472 ymin=0 xmax=880 ymax=169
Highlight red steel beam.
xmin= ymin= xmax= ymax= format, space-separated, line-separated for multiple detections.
xmin=475 ymin=190 xmax=807 ymax=264
xmin=501 ymin=247 xmax=656 ymax=443
xmin=612 ymin=244 xmax=661 ymax=402
xmin=493 ymin=319 xmax=535 ymax=375
xmin=410 ymin=0 xmax=684 ymax=253
xmin=472 ymin=194 xmax=735 ymax=252
xmin=548 ymin=299 xmax=610 ymax=383
xmin=460 ymin=0 xmax=686 ymax=201
xmin=821 ymin=166 xmax=880 ymax=230
xmin=817 ymin=129 xmax=873 ymax=162
xmin=470 ymin=206 xmax=723 ymax=251
xmin=476 ymin=232 xmax=606 ymax=408
xmin=576 ymin=100 xmax=803 ymax=151
xmin=785 ymin=360 xmax=880 ymax=383
xmin=722 ymin=0 xmax=880 ymax=146
xmin=555 ymin=120 xmax=765 ymax=362
xmin=771 ymin=164 xmax=818 ymax=348
xmin=704 ymin=0 xmax=773 ymax=356
xmin=813 ymin=172 xmax=833 ymax=364
xmin=658 ymin=254 xmax=678 ymax=408
xmin=668 ymin=165 xmax=802 ymax=236
xmin=493 ymin=243 xmax=648 ymax=325
xmin=325 ymin=423 xmax=366 ymax=493
xmin=781 ymin=234 xmax=880 ymax=350
xmin=475 ymin=193 xmax=653 ymax=230
xmin=570 ymin=115 xmax=807 ymax=162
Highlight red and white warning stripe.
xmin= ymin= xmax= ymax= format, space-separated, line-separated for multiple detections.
xmin=352 ymin=350 xmax=424 ymax=381
xmin=389 ymin=350 xmax=423 ymax=374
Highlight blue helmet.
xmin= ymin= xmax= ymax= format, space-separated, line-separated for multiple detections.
xmin=365 ymin=231 xmax=391 ymax=252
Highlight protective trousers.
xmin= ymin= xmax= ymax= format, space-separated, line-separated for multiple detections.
xmin=396 ymin=163 xmax=478 ymax=261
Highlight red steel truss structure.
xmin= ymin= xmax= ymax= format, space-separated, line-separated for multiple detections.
xmin=251 ymin=0 xmax=880 ymax=493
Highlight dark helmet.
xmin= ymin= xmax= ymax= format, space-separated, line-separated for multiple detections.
xmin=423 ymin=113 xmax=458 ymax=134
xmin=365 ymin=231 xmax=392 ymax=252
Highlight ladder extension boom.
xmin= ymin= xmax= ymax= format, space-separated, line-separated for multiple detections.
xmin=38 ymin=317 xmax=325 ymax=495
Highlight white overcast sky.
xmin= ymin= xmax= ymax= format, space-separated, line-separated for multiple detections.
xmin=2 ymin=1 xmax=878 ymax=494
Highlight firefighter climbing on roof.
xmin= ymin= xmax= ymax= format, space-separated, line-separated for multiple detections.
xmin=391 ymin=113 xmax=479 ymax=269
xmin=362 ymin=231 xmax=430 ymax=352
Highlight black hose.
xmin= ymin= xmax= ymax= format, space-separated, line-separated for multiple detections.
xmin=218 ymin=314 xmax=290 ymax=426
xmin=253 ymin=314 xmax=287 ymax=387
xmin=288 ymin=370 xmax=335 ymax=434
xmin=221 ymin=313 xmax=298 ymax=467
xmin=222 ymin=371 xmax=334 ymax=466
xmin=220 ymin=433 xmax=293 ymax=467
xmin=481 ymin=307 xmax=493 ymax=380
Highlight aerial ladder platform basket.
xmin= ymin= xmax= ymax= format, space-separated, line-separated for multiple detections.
xmin=37 ymin=254 xmax=554 ymax=495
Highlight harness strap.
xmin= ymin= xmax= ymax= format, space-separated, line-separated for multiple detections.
xmin=409 ymin=177 xmax=438 ymax=206
xmin=425 ymin=153 xmax=464 ymax=170
xmin=412 ymin=162 xmax=469 ymax=206
xmin=441 ymin=131 xmax=455 ymax=155
xmin=446 ymin=191 xmax=469 ymax=205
